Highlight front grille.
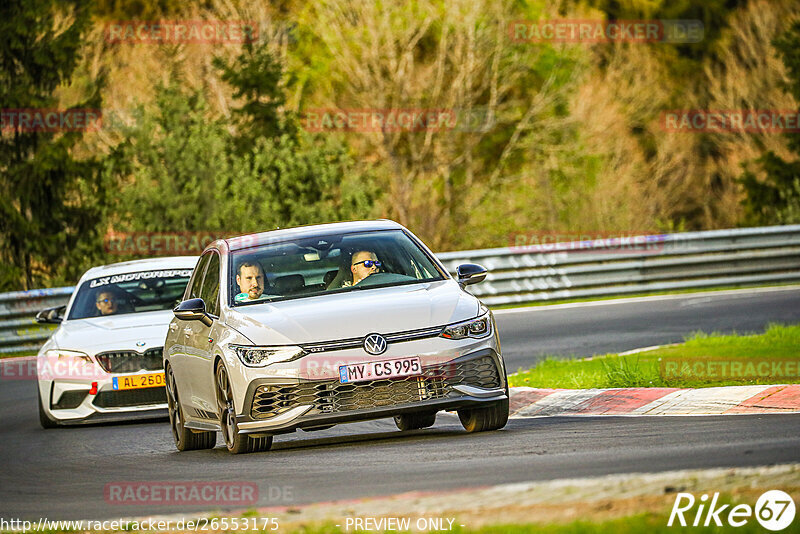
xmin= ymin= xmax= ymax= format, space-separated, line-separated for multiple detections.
xmin=299 ymin=326 xmax=444 ymax=353
xmin=251 ymin=355 xmax=501 ymax=420
xmin=95 ymin=348 xmax=163 ymax=373
xmin=93 ymin=387 xmax=167 ymax=408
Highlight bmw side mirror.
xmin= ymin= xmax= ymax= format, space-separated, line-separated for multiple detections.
xmin=35 ymin=305 xmax=65 ymax=324
xmin=456 ymin=263 xmax=488 ymax=288
xmin=173 ymin=298 xmax=213 ymax=327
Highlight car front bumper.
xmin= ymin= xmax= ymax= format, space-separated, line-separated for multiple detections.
xmin=39 ymin=376 xmax=167 ymax=424
xmin=234 ymin=348 xmax=507 ymax=435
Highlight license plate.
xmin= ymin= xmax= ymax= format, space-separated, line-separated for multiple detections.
xmin=112 ymin=372 xmax=165 ymax=391
xmin=339 ymin=357 xmax=421 ymax=383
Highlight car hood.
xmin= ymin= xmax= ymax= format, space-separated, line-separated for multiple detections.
xmin=50 ymin=310 xmax=173 ymax=354
xmin=225 ymin=280 xmax=479 ymax=345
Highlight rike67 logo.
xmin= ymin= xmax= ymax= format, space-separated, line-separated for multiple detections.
xmin=668 ymin=490 xmax=796 ymax=530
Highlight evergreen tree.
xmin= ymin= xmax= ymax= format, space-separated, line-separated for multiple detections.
xmin=214 ymin=42 xmax=293 ymax=155
xmin=0 ymin=0 xmax=105 ymax=290
xmin=740 ymin=20 xmax=800 ymax=225
xmin=104 ymin=80 xmax=376 ymax=239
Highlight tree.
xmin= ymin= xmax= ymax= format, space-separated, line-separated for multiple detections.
xmin=103 ymin=78 xmax=376 ymax=241
xmin=740 ymin=19 xmax=800 ymax=225
xmin=298 ymin=0 xmax=583 ymax=249
xmin=0 ymin=0 xmax=105 ymax=291
xmin=214 ymin=42 xmax=293 ymax=154
xmin=211 ymin=39 xmax=376 ymax=228
xmin=103 ymin=84 xmax=238 ymax=234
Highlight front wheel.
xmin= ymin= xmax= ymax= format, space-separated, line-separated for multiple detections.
xmin=457 ymin=398 xmax=509 ymax=433
xmin=394 ymin=411 xmax=437 ymax=431
xmin=166 ymin=365 xmax=215 ymax=451
xmin=216 ymin=362 xmax=272 ymax=454
xmin=38 ymin=387 xmax=58 ymax=429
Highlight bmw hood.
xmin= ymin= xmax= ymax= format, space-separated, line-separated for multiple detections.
xmin=225 ymin=280 xmax=480 ymax=345
xmin=50 ymin=310 xmax=174 ymax=354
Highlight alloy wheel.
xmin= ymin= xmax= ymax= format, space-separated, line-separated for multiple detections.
xmin=216 ymin=364 xmax=237 ymax=449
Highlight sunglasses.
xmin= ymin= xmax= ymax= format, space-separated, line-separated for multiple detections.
xmin=353 ymin=260 xmax=381 ymax=268
xmin=96 ymin=298 xmax=115 ymax=304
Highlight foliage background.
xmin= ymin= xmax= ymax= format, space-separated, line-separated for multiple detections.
xmin=1 ymin=0 xmax=799 ymax=290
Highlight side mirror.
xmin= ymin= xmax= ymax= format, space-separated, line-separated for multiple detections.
xmin=35 ymin=306 xmax=65 ymax=324
xmin=173 ymin=298 xmax=213 ymax=327
xmin=456 ymin=263 xmax=488 ymax=288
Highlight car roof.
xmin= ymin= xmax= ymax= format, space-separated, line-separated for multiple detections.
xmin=79 ymin=256 xmax=198 ymax=281
xmin=224 ymin=220 xmax=406 ymax=252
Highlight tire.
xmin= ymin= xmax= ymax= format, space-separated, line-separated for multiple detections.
xmin=216 ymin=362 xmax=272 ymax=454
xmin=457 ymin=398 xmax=509 ymax=433
xmin=166 ymin=364 xmax=216 ymax=451
xmin=394 ymin=411 xmax=437 ymax=431
xmin=38 ymin=387 xmax=58 ymax=429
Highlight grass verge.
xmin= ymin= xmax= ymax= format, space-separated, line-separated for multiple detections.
xmin=508 ymin=323 xmax=800 ymax=389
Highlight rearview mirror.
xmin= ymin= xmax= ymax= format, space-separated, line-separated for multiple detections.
xmin=173 ymin=298 xmax=213 ymax=327
xmin=456 ymin=263 xmax=488 ymax=288
xmin=35 ymin=305 xmax=65 ymax=324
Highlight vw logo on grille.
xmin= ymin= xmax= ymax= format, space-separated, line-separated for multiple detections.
xmin=363 ymin=333 xmax=387 ymax=355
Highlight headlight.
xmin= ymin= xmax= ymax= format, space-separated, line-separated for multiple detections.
xmin=39 ymin=349 xmax=100 ymax=380
xmin=232 ymin=345 xmax=305 ymax=367
xmin=440 ymin=311 xmax=492 ymax=340
xmin=43 ymin=349 xmax=93 ymax=364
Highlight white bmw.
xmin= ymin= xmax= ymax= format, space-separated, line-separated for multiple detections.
xmin=165 ymin=220 xmax=509 ymax=454
xmin=36 ymin=257 xmax=196 ymax=427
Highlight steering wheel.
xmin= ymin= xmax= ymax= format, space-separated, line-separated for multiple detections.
xmin=355 ymin=272 xmax=415 ymax=287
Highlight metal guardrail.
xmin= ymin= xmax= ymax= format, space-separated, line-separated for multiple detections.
xmin=0 ymin=287 xmax=74 ymax=354
xmin=438 ymin=224 xmax=800 ymax=305
xmin=1 ymin=225 xmax=799 ymax=355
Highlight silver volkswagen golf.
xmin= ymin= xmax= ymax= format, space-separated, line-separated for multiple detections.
xmin=164 ymin=220 xmax=508 ymax=454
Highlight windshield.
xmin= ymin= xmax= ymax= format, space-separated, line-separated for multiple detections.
xmin=68 ymin=269 xmax=193 ymax=320
xmin=230 ymin=229 xmax=446 ymax=305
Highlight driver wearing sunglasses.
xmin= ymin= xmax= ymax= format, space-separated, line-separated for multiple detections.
xmin=95 ymin=290 xmax=119 ymax=316
xmin=350 ymin=250 xmax=382 ymax=285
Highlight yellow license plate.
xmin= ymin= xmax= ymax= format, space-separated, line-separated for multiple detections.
xmin=112 ymin=372 xmax=165 ymax=391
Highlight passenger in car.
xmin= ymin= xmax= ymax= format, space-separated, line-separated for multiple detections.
xmin=350 ymin=250 xmax=382 ymax=285
xmin=235 ymin=262 xmax=268 ymax=302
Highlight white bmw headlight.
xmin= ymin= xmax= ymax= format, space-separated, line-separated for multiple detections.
xmin=232 ymin=345 xmax=305 ymax=367
xmin=440 ymin=310 xmax=492 ymax=340
xmin=43 ymin=349 xmax=93 ymax=364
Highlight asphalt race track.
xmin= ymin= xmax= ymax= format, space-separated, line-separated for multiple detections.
xmin=1 ymin=287 xmax=799 ymax=521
